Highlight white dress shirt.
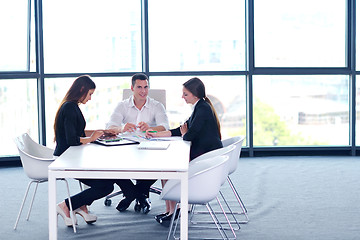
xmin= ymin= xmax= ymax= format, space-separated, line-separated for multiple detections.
xmin=106 ymin=96 xmax=170 ymax=130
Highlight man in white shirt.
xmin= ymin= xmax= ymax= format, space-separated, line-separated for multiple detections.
xmin=106 ymin=73 xmax=169 ymax=214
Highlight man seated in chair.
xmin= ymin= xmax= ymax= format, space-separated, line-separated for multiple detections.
xmin=106 ymin=72 xmax=169 ymax=214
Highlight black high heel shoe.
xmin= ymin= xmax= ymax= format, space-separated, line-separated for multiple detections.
xmin=157 ymin=208 xmax=180 ymax=227
xmin=155 ymin=212 xmax=169 ymax=222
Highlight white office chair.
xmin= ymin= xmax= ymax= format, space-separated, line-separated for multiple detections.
xmin=13 ymin=133 xmax=77 ymax=233
xmin=104 ymin=89 xmax=166 ymax=206
xmin=161 ymin=155 xmax=236 ymax=240
xmin=122 ymin=88 xmax=166 ymax=109
xmin=194 ymin=136 xmax=248 ymax=227
xmin=188 ymin=145 xmax=241 ymax=231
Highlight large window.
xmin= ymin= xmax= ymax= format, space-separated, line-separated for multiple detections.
xmin=253 ymin=75 xmax=349 ymax=146
xmin=0 ymin=79 xmax=38 ymax=156
xmin=3 ymin=0 xmax=360 ymax=159
xmin=0 ymin=0 xmax=31 ymax=71
xmin=45 ymin=75 xmax=247 ymax=147
xmin=356 ymin=78 xmax=360 ymax=146
xmin=148 ymin=0 xmax=246 ymax=71
xmin=42 ymin=0 xmax=142 ymax=73
xmin=254 ymin=0 xmax=346 ymax=67
xmin=357 ymin=0 xmax=360 ymax=70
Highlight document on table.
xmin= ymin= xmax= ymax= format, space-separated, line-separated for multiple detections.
xmin=137 ymin=141 xmax=170 ymax=150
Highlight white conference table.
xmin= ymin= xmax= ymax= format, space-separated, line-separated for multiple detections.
xmin=48 ymin=137 xmax=190 ymax=240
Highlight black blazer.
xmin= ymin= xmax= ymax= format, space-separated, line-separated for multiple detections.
xmin=170 ymin=98 xmax=222 ymax=160
xmin=54 ymin=101 xmax=86 ymax=156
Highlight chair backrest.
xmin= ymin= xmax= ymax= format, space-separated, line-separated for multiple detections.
xmin=222 ymin=136 xmax=245 ymax=175
xmin=190 ymin=144 xmax=236 ymax=164
xmin=122 ymin=89 xmax=166 ymax=109
xmin=14 ymin=133 xmax=55 ymax=180
xmin=160 ymin=155 xmax=229 ymax=204
xmin=190 ymin=144 xmax=236 ymax=183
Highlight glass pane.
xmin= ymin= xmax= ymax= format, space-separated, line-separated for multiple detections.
xmin=356 ymin=0 xmax=360 ymax=70
xmin=42 ymin=0 xmax=142 ymax=73
xmin=253 ymin=75 xmax=349 ymax=146
xmin=46 ymin=75 xmax=246 ymax=146
xmin=148 ymin=0 xmax=246 ymax=71
xmin=0 ymin=79 xmax=38 ymax=156
xmin=356 ymin=77 xmax=360 ymax=145
xmin=45 ymin=76 xmax=130 ymax=147
xmin=0 ymin=0 xmax=29 ymax=71
xmin=254 ymin=0 xmax=346 ymax=67
xmin=150 ymin=76 xmax=247 ymax=143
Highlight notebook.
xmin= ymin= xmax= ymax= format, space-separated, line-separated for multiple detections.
xmin=94 ymin=136 xmax=139 ymax=146
xmin=137 ymin=141 xmax=170 ymax=150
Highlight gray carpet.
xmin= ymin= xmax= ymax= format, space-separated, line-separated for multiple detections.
xmin=1 ymin=156 xmax=360 ymax=240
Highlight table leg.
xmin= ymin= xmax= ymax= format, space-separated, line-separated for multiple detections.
xmin=48 ymin=170 xmax=57 ymax=240
xmin=180 ymin=171 xmax=189 ymax=240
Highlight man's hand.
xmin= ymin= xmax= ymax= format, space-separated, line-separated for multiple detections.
xmin=123 ymin=123 xmax=137 ymax=132
xmin=137 ymin=121 xmax=150 ymax=131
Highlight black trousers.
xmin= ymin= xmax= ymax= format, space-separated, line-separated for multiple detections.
xmin=65 ymin=179 xmax=114 ymax=210
xmin=115 ymin=179 xmax=157 ymax=199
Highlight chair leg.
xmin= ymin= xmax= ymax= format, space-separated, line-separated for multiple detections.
xmin=227 ymin=176 xmax=249 ymax=222
xmin=63 ymin=179 xmax=77 ymax=233
xmin=189 ymin=204 xmax=196 ymax=222
xmin=192 ymin=176 xmax=249 ymax=225
xmin=215 ymin=196 xmax=237 ymax=239
xmin=166 ymin=203 xmax=180 ymax=240
xmin=105 ymin=190 xmax=123 ymax=200
xmin=218 ymin=191 xmax=241 ymax=230
xmin=206 ymin=203 xmax=228 ymax=240
xmin=104 ymin=185 xmax=162 ymax=207
xmin=25 ymin=181 xmax=40 ymax=220
xmin=149 ymin=186 xmax=162 ymax=195
xmin=14 ymin=180 xmax=36 ymax=230
xmin=189 ymin=194 xmax=241 ymax=235
xmin=176 ymin=202 xmax=234 ymax=240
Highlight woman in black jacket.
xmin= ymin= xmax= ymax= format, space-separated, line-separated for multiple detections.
xmin=54 ymin=75 xmax=114 ymax=226
xmin=147 ymin=77 xmax=223 ymax=225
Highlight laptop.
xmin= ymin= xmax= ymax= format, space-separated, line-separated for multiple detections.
xmin=94 ymin=135 xmax=139 ymax=146
xmin=137 ymin=141 xmax=170 ymax=150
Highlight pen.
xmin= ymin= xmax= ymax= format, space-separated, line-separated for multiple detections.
xmin=142 ymin=131 xmax=157 ymax=133
xmin=105 ymin=139 xmax=122 ymax=142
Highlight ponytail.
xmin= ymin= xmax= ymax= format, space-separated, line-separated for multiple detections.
xmin=204 ymin=96 xmax=221 ymax=139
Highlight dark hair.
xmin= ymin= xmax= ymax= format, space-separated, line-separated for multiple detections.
xmin=131 ymin=73 xmax=148 ymax=87
xmin=53 ymin=75 xmax=96 ymax=141
xmin=183 ymin=77 xmax=221 ymax=139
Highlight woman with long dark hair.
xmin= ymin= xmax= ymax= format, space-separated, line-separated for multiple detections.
xmin=54 ymin=75 xmax=114 ymax=226
xmin=147 ymin=77 xmax=223 ymax=226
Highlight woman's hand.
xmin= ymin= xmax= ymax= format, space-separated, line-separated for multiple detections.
xmin=145 ymin=129 xmax=157 ymax=138
xmin=81 ymin=130 xmax=104 ymax=144
xmin=180 ymin=123 xmax=188 ymax=136
xmin=104 ymin=127 xmax=121 ymax=136
xmin=145 ymin=129 xmax=171 ymax=138
xmin=91 ymin=130 xmax=104 ymax=142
